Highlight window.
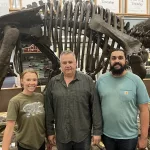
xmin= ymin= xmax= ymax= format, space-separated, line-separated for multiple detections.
xmin=9 ymin=0 xmax=22 ymax=10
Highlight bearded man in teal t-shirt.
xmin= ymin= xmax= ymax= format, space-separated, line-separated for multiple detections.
xmin=96 ymin=49 xmax=149 ymax=150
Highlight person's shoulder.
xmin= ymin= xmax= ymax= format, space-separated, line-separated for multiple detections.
xmin=34 ymin=92 xmax=43 ymax=97
xmin=125 ymin=71 xmax=144 ymax=85
xmin=50 ymin=73 xmax=61 ymax=81
xmin=34 ymin=92 xmax=44 ymax=102
xmin=100 ymin=72 xmax=110 ymax=78
xmin=126 ymin=71 xmax=141 ymax=81
xmin=77 ymin=71 xmax=88 ymax=77
xmin=10 ymin=92 xmax=23 ymax=102
xmin=77 ymin=71 xmax=92 ymax=80
xmin=97 ymin=72 xmax=110 ymax=82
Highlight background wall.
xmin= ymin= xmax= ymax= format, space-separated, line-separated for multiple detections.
xmin=0 ymin=0 xmax=9 ymax=16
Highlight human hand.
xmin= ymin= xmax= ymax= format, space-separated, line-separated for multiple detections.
xmin=46 ymin=142 xmax=54 ymax=150
xmin=48 ymin=135 xmax=56 ymax=146
xmin=92 ymin=135 xmax=101 ymax=145
xmin=137 ymin=136 xmax=147 ymax=149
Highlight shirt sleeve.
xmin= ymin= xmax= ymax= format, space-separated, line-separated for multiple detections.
xmin=136 ymin=78 xmax=150 ymax=105
xmin=44 ymin=78 xmax=55 ymax=136
xmin=7 ymin=100 xmax=19 ymax=121
xmin=89 ymin=77 xmax=103 ymax=136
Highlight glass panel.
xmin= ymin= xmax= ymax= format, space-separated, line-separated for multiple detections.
xmin=10 ymin=0 xmax=22 ymax=10
xmin=12 ymin=0 xmax=20 ymax=9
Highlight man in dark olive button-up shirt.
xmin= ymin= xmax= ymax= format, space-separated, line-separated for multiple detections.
xmin=45 ymin=50 xmax=102 ymax=150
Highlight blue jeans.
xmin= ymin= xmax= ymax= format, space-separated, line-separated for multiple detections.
xmin=56 ymin=135 xmax=91 ymax=150
xmin=102 ymin=135 xmax=138 ymax=150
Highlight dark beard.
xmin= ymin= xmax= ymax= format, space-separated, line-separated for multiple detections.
xmin=110 ymin=62 xmax=127 ymax=75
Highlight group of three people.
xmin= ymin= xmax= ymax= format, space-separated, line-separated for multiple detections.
xmin=2 ymin=49 xmax=150 ymax=150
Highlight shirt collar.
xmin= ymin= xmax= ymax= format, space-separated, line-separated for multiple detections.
xmin=55 ymin=71 xmax=81 ymax=81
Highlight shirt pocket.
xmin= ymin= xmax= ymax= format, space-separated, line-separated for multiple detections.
xmin=119 ymin=90 xmax=133 ymax=102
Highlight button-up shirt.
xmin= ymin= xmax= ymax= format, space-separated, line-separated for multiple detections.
xmin=45 ymin=71 xmax=102 ymax=143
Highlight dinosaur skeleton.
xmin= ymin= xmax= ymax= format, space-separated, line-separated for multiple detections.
xmin=0 ymin=0 xmax=149 ymax=89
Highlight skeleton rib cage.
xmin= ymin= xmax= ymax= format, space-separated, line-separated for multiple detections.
xmin=0 ymin=0 xmax=148 ymax=89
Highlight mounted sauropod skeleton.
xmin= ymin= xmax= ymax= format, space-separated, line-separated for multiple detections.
xmin=0 ymin=0 xmax=149 ymax=89
xmin=0 ymin=1 xmax=150 ymax=150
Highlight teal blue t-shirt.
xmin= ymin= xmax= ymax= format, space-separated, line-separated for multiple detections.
xmin=96 ymin=71 xmax=149 ymax=139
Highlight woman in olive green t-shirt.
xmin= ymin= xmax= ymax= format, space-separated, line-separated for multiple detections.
xmin=2 ymin=68 xmax=45 ymax=150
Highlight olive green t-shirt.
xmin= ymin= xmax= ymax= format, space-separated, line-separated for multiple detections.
xmin=7 ymin=92 xmax=45 ymax=150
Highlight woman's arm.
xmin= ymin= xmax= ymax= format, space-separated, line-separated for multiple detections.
xmin=2 ymin=120 xmax=15 ymax=150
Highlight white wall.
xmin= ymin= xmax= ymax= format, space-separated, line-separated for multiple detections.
xmin=0 ymin=0 xmax=9 ymax=16
xmin=22 ymin=0 xmax=46 ymax=8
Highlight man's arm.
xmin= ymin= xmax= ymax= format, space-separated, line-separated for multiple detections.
xmin=90 ymin=78 xmax=102 ymax=145
xmin=138 ymin=103 xmax=149 ymax=149
xmin=44 ymin=79 xmax=55 ymax=139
